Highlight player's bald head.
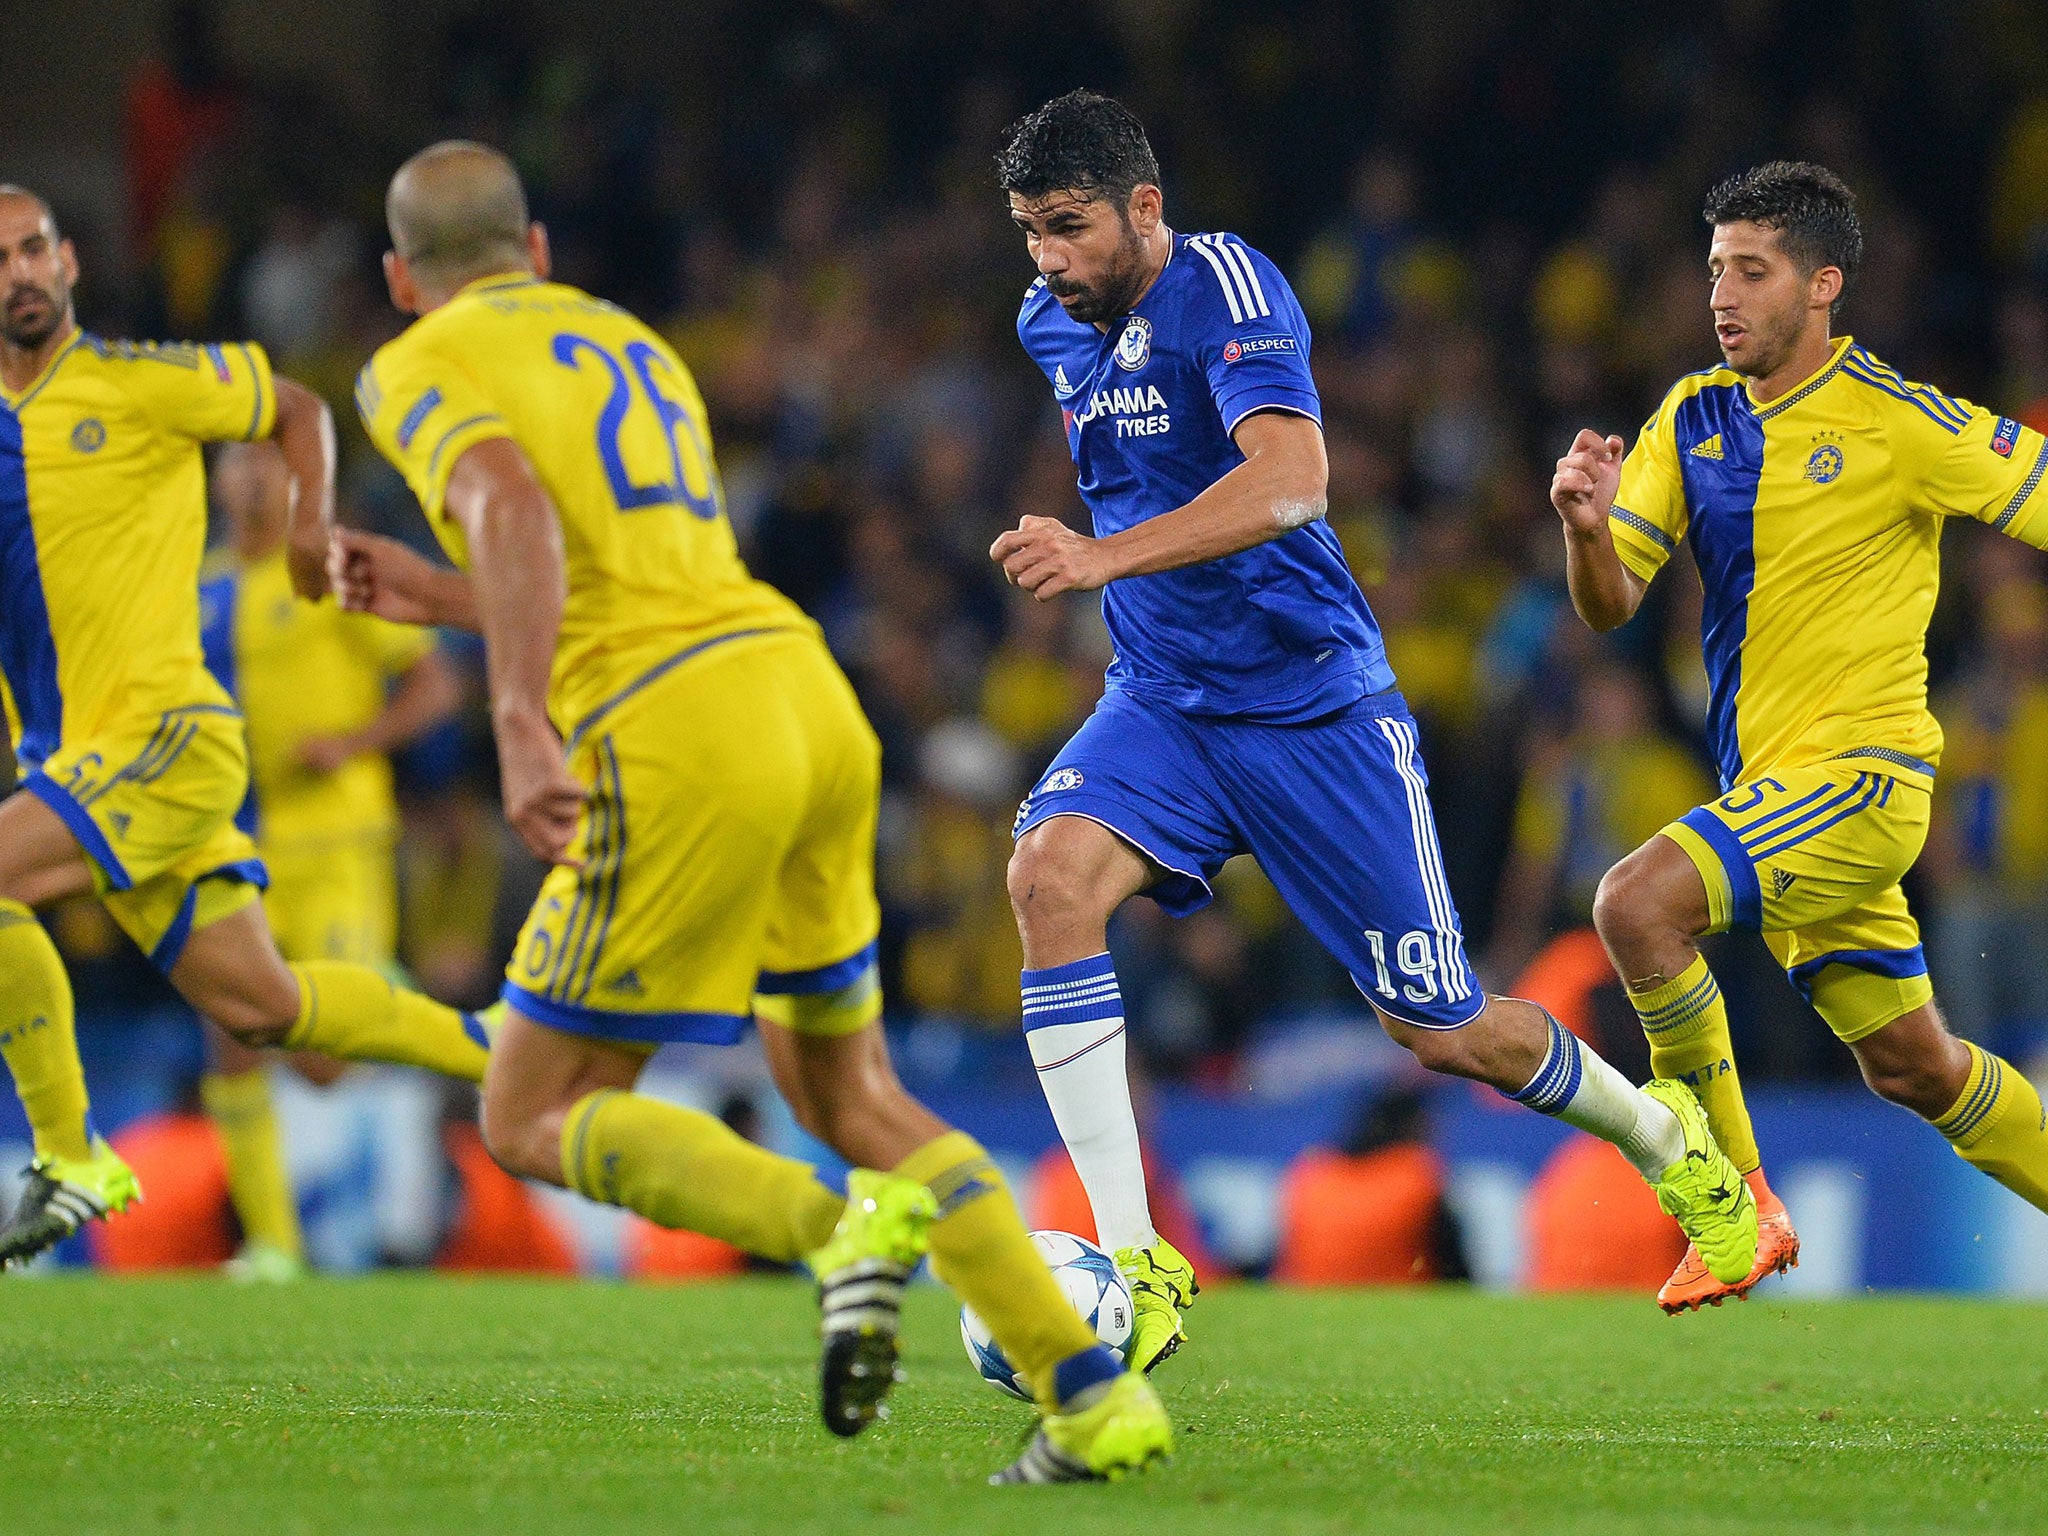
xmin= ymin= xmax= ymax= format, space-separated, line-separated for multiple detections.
xmin=0 ymin=184 xmax=58 ymax=237
xmin=385 ymin=142 xmax=531 ymax=291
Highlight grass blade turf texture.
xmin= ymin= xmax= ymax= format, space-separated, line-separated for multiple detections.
xmin=0 ymin=1276 xmax=2041 ymax=1535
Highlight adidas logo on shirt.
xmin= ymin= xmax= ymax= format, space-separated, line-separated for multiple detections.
xmin=1690 ymin=434 xmax=1725 ymax=460
xmin=605 ymin=968 xmax=645 ymax=997
xmin=1052 ymin=365 xmax=1076 ymax=398
xmin=1770 ymin=867 xmax=1797 ymax=898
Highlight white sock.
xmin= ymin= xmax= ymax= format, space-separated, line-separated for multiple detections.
xmin=1510 ymin=1010 xmax=1684 ymax=1180
xmin=1021 ymin=954 xmax=1158 ymax=1252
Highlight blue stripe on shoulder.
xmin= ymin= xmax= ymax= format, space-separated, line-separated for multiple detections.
xmin=1848 ymin=347 xmax=1969 ymax=429
xmin=424 ymin=413 xmax=505 ymax=489
xmin=1841 ymin=361 xmax=1963 ymax=434
xmin=396 ymin=387 xmax=444 ymax=450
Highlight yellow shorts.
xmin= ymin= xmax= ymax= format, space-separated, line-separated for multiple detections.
xmin=503 ymin=630 xmax=882 ymax=1046
xmin=1662 ymin=762 xmax=1934 ymax=1042
xmin=262 ymin=828 xmax=399 ymax=967
xmin=22 ymin=705 xmax=266 ymax=971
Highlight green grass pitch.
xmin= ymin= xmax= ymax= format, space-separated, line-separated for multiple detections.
xmin=0 ymin=1276 xmax=2042 ymax=1535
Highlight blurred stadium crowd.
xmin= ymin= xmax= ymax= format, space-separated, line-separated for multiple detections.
xmin=32 ymin=0 xmax=2048 ymax=1110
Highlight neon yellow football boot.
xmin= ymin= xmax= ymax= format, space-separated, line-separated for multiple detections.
xmin=0 ymin=1139 xmax=142 ymax=1268
xmin=1114 ymin=1237 xmax=1199 ymax=1373
xmin=991 ymin=1370 xmax=1174 ymax=1484
xmin=807 ymin=1168 xmax=938 ymax=1438
xmin=1643 ymin=1079 xmax=1758 ymax=1286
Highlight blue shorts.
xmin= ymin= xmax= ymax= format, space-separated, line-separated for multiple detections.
xmin=1013 ymin=688 xmax=1484 ymax=1029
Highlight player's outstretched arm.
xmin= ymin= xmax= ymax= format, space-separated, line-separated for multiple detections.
xmin=990 ymin=411 xmax=1327 ymax=598
xmin=272 ymin=375 xmax=338 ymax=602
xmin=1552 ymin=428 xmax=1647 ymax=632
xmin=442 ymin=438 xmax=586 ymax=866
xmin=331 ymin=528 xmax=482 ymax=630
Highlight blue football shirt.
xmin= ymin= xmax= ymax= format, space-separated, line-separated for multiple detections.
xmin=1017 ymin=230 xmax=1393 ymax=722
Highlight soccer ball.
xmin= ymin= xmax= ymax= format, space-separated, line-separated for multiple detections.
xmin=960 ymin=1229 xmax=1134 ymax=1401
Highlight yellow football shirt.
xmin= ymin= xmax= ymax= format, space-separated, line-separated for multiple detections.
xmin=357 ymin=274 xmax=810 ymax=739
xmin=199 ymin=549 xmax=436 ymax=842
xmin=1609 ymin=335 xmax=2048 ymax=789
xmin=0 ymin=333 xmax=274 ymax=768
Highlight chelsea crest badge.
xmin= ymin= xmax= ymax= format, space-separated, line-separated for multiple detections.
xmin=1114 ymin=316 xmax=1152 ymax=372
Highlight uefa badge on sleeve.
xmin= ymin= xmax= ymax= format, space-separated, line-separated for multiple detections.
xmin=1115 ymin=316 xmax=1152 ymax=372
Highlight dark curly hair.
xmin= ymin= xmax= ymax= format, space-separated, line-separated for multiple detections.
xmin=995 ymin=89 xmax=1160 ymax=212
xmin=1703 ymin=161 xmax=1863 ymax=309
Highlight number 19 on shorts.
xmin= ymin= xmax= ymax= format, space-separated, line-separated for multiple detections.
xmin=1362 ymin=928 xmax=1441 ymax=1005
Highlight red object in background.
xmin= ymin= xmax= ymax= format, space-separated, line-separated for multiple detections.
xmin=88 ymin=1113 xmax=235 ymax=1270
xmin=1027 ymin=1145 xmax=1217 ymax=1279
xmin=1271 ymin=1143 xmax=1447 ymax=1285
xmin=435 ymin=1123 xmax=577 ymax=1274
xmin=624 ymin=1219 xmax=748 ymax=1281
xmin=1524 ymin=1134 xmax=1686 ymax=1292
xmin=123 ymin=61 xmax=241 ymax=247
xmin=1511 ymin=926 xmax=1614 ymax=1044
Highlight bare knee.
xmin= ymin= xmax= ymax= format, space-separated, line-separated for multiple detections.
xmin=1856 ymin=1053 xmax=1957 ymax=1117
xmin=1380 ymin=1012 xmax=1484 ymax=1078
xmin=1592 ymin=837 xmax=1709 ymax=981
xmin=1854 ymin=1014 xmax=1971 ymax=1119
xmin=198 ymin=973 xmax=301 ymax=1046
xmin=169 ymin=907 xmax=301 ymax=1045
xmin=478 ymin=1080 xmax=563 ymax=1182
xmin=1006 ymin=821 xmax=1136 ymax=953
xmin=1591 ymin=855 xmax=1659 ymax=954
xmin=1005 ymin=832 xmax=1088 ymax=936
xmin=477 ymin=1018 xmax=647 ymax=1186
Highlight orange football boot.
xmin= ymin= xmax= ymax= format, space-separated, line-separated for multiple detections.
xmin=1658 ymin=1171 xmax=1800 ymax=1314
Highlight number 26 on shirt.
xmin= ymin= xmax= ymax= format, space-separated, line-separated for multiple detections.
xmin=552 ymin=332 xmax=719 ymax=519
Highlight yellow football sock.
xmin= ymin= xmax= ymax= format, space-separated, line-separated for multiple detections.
xmin=560 ymin=1089 xmax=843 ymax=1262
xmin=1631 ymin=952 xmax=1762 ymax=1176
xmin=0 ymin=899 xmax=92 ymax=1162
xmin=200 ymin=1068 xmax=304 ymax=1260
xmin=895 ymin=1130 xmax=1100 ymax=1405
xmin=281 ymin=962 xmax=488 ymax=1083
xmin=1934 ymin=1042 xmax=2048 ymax=1212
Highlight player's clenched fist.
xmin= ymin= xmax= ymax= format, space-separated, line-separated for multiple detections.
xmin=990 ymin=514 xmax=1114 ymax=600
xmin=330 ymin=528 xmax=475 ymax=628
xmin=332 ymin=528 xmax=436 ymax=622
xmin=494 ymin=709 xmax=588 ymax=867
xmin=1551 ymin=429 xmax=1626 ymax=535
